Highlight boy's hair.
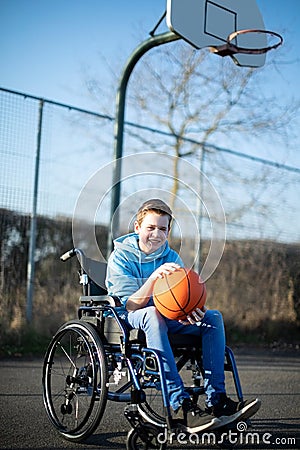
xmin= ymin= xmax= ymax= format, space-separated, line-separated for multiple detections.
xmin=136 ymin=199 xmax=173 ymax=228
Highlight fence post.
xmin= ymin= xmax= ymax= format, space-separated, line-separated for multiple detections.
xmin=26 ymin=99 xmax=44 ymax=324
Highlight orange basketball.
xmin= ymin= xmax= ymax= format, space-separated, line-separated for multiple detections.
xmin=153 ymin=268 xmax=206 ymax=321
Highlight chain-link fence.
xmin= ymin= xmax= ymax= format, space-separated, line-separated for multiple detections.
xmin=1 ymin=87 xmax=299 ymax=349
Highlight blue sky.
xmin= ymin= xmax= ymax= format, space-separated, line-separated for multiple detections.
xmin=1 ymin=0 xmax=299 ymax=109
xmin=0 ymin=0 xmax=163 ymax=106
xmin=1 ymin=0 xmax=299 ymax=177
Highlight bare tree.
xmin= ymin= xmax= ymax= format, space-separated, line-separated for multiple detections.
xmin=121 ymin=42 xmax=298 ymax=228
xmin=84 ymin=39 xmax=299 ymax=251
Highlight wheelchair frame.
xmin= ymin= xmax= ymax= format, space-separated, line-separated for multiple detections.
xmin=42 ymin=248 xmax=244 ymax=449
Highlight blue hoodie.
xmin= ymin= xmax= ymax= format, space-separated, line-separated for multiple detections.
xmin=106 ymin=233 xmax=184 ymax=311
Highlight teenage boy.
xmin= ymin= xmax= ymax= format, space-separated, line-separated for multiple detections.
xmin=106 ymin=198 xmax=260 ymax=432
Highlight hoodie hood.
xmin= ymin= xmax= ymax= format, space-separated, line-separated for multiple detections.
xmin=106 ymin=232 xmax=184 ymax=308
xmin=113 ymin=233 xmax=170 ymax=263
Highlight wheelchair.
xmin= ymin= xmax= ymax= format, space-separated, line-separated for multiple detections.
xmin=42 ymin=248 xmax=244 ymax=449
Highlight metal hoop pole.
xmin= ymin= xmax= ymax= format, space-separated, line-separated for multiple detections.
xmin=107 ymin=31 xmax=180 ymax=256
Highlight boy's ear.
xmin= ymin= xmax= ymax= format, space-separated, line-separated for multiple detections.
xmin=134 ymin=220 xmax=140 ymax=233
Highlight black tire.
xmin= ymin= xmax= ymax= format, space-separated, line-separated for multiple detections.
xmin=137 ymin=355 xmax=202 ymax=427
xmin=126 ymin=424 xmax=167 ymax=450
xmin=137 ymin=381 xmax=166 ymax=427
xmin=42 ymin=320 xmax=108 ymax=442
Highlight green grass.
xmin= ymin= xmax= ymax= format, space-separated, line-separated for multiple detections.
xmin=1 ymin=322 xmax=299 ymax=358
xmin=0 ymin=328 xmax=50 ymax=357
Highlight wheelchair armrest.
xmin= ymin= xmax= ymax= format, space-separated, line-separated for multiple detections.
xmin=80 ymin=295 xmax=122 ymax=307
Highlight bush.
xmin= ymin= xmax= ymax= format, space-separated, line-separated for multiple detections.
xmin=0 ymin=209 xmax=299 ymax=355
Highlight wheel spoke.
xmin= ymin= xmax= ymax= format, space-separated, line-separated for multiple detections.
xmin=42 ymin=320 xmax=108 ymax=442
xmin=57 ymin=341 xmax=77 ymax=368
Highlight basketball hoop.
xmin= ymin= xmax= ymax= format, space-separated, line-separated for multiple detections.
xmin=210 ymin=29 xmax=283 ymax=61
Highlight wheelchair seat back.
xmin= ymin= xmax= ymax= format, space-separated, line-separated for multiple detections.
xmin=80 ymin=255 xmax=107 ymax=295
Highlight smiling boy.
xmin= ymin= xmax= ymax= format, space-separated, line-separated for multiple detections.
xmin=106 ymin=198 xmax=260 ymax=433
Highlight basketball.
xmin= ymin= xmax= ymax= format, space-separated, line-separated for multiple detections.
xmin=153 ymin=268 xmax=206 ymax=321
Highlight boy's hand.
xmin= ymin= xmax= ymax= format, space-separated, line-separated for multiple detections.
xmin=149 ymin=263 xmax=181 ymax=281
xmin=178 ymin=306 xmax=207 ymax=326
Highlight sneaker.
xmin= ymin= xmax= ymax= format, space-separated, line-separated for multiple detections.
xmin=207 ymin=394 xmax=261 ymax=428
xmin=173 ymin=398 xmax=222 ymax=433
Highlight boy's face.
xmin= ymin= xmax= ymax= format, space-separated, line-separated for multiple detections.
xmin=134 ymin=212 xmax=170 ymax=254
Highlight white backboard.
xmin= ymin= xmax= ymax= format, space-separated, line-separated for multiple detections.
xmin=166 ymin=0 xmax=267 ymax=67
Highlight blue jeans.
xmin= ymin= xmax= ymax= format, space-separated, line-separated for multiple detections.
xmin=125 ymin=306 xmax=226 ymax=411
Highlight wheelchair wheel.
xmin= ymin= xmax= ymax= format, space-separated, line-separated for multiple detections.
xmin=104 ymin=347 xmax=166 ymax=428
xmin=126 ymin=423 xmax=167 ymax=450
xmin=137 ymin=354 xmax=196 ymax=427
xmin=42 ymin=320 xmax=108 ymax=442
xmin=138 ymin=382 xmax=166 ymax=427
